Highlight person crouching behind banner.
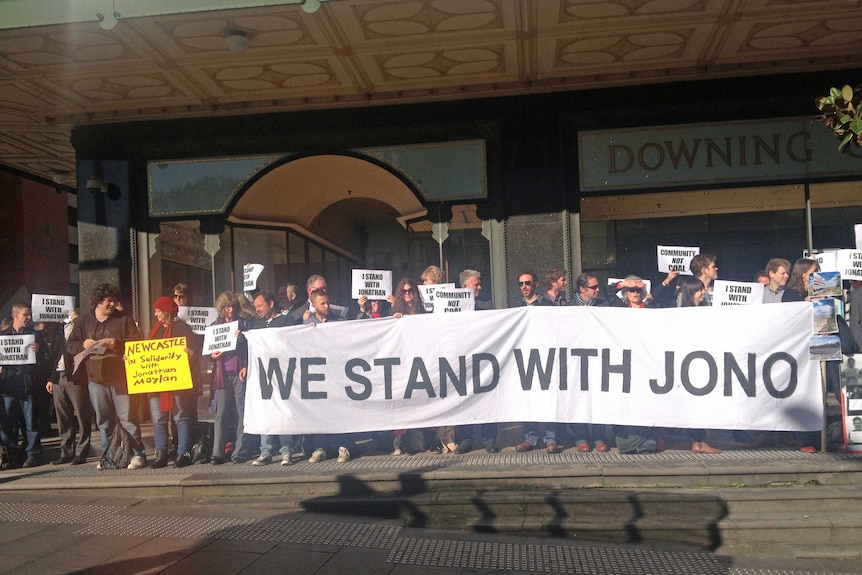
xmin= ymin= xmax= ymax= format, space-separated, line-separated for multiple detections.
xmin=147 ymin=296 xmax=197 ymax=468
xmin=209 ymin=291 xmax=252 ymax=465
xmin=676 ymin=276 xmax=722 ymax=454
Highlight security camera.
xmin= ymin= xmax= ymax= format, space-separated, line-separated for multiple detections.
xmin=86 ymin=177 xmax=107 ymax=193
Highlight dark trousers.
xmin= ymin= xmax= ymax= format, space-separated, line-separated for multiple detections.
xmin=52 ymin=372 xmax=93 ymax=458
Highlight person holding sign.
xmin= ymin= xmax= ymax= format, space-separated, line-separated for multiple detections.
xmin=781 ymin=258 xmax=823 ymax=454
xmin=0 ymin=304 xmax=50 ymax=468
xmin=146 ymin=296 xmax=198 ymax=469
xmin=209 ymin=291 xmax=252 ymax=465
xmin=782 ymin=258 xmax=819 ymax=303
xmin=762 ymin=258 xmax=791 ymax=303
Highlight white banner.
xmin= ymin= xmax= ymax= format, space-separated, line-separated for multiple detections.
xmin=30 ymin=294 xmax=75 ymax=323
xmin=806 ymin=249 xmax=839 ymax=273
xmin=351 ymin=269 xmax=393 ymax=300
xmin=712 ymin=280 xmax=763 ymax=306
xmin=177 ymin=306 xmax=219 ymax=335
xmin=656 ymin=245 xmax=699 ymax=274
xmin=0 ymin=334 xmax=36 ymax=365
xmin=244 ymin=303 xmax=822 ymax=435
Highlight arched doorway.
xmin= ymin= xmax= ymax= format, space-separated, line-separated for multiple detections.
xmin=152 ymin=153 xmax=489 ymax=313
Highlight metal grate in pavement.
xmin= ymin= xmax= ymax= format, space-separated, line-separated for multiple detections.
xmin=728 ymin=570 xmax=858 ymax=575
xmin=0 ymin=501 xmax=125 ymax=524
xmin=387 ymin=537 xmax=728 ymax=574
xmin=77 ymin=515 xmax=401 ymax=548
xmin=20 ymin=448 xmax=862 ymax=480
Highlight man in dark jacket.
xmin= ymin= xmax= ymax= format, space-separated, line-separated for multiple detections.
xmin=66 ymin=284 xmax=145 ymax=469
xmin=0 ymin=303 xmax=50 ymax=468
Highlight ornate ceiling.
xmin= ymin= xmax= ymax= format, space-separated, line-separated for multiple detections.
xmin=1 ymin=0 xmax=861 ymax=185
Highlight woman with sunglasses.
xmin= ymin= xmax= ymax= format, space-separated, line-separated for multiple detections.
xmin=387 ymin=279 xmax=431 ymax=455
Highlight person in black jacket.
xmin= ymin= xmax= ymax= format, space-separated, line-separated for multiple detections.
xmin=46 ymin=309 xmax=93 ymax=465
xmin=0 ymin=303 xmax=51 ymax=468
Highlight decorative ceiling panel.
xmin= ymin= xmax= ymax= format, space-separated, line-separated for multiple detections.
xmin=0 ymin=0 xmax=859 ymax=184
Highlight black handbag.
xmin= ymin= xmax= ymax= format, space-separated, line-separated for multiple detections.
xmin=99 ymin=424 xmax=136 ymax=470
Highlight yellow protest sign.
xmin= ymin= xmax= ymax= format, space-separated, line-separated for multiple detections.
xmin=124 ymin=337 xmax=193 ymax=394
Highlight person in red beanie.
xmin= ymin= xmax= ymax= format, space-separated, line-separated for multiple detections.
xmin=147 ymin=296 xmax=198 ymax=468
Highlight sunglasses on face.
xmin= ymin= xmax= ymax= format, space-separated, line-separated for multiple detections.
xmin=401 ymin=288 xmax=415 ymax=294
xmin=584 ymin=284 xmax=600 ymax=290
xmin=518 ymin=281 xmax=534 ymax=286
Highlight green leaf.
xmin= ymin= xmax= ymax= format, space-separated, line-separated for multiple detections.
xmin=842 ymin=85 xmax=854 ymax=101
xmin=850 ymin=118 xmax=862 ymax=135
xmin=831 ymin=86 xmax=843 ymax=99
xmin=839 ymin=132 xmax=853 ymax=151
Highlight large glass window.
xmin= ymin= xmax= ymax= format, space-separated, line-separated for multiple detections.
xmin=578 ymin=182 xmax=862 ymax=293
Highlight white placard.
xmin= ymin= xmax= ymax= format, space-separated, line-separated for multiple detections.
xmin=657 ymin=245 xmax=699 ymax=274
xmin=418 ymin=283 xmax=456 ymax=312
xmin=244 ymin=303 xmax=821 ymax=435
xmin=351 ymin=269 xmax=393 ymax=300
xmin=30 ymin=294 xmax=75 ymax=323
xmin=243 ymin=263 xmax=265 ymax=292
xmin=177 ymin=306 xmax=219 ymax=335
xmin=0 ymin=334 xmax=36 ymax=365
xmin=712 ymin=280 xmax=764 ymax=306
xmin=855 ymin=224 xmax=862 ymax=251
xmin=432 ymin=287 xmax=475 ymax=313
xmin=804 ymin=249 xmax=839 ymax=273
xmin=202 ymin=321 xmax=238 ymax=355
xmin=329 ymin=304 xmax=349 ymax=320
xmin=836 ymin=249 xmax=862 ymax=280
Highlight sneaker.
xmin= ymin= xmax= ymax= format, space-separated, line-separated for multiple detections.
xmin=308 ymin=448 xmax=327 ymax=463
xmin=251 ymin=455 xmax=271 ymax=466
xmin=337 ymin=447 xmax=351 ymax=463
xmin=280 ymin=454 xmax=293 ymax=466
xmin=51 ymin=456 xmax=72 ymax=465
xmin=483 ymin=439 xmax=499 ymax=454
xmin=127 ymin=455 xmax=146 ymax=470
xmin=546 ymin=442 xmax=562 ymax=454
xmin=96 ymin=462 xmax=102 ymax=470
xmin=515 ymin=440 xmax=534 ymax=452
xmin=391 ymin=448 xmax=403 ymax=456
xmin=70 ymin=455 xmax=87 ymax=465
xmin=22 ymin=456 xmax=39 ymax=468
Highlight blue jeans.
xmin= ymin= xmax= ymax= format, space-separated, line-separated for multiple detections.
xmin=148 ymin=392 xmax=193 ymax=455
xmin=522 ymin=422 xmax=558 ymax=446
xmin=259 ymin=434 xmax=295 ymax=458
xmin=88 ymin=381 xmax=144 ymax=456
xmin=0 ymin=393 xmax=41 ymax=457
